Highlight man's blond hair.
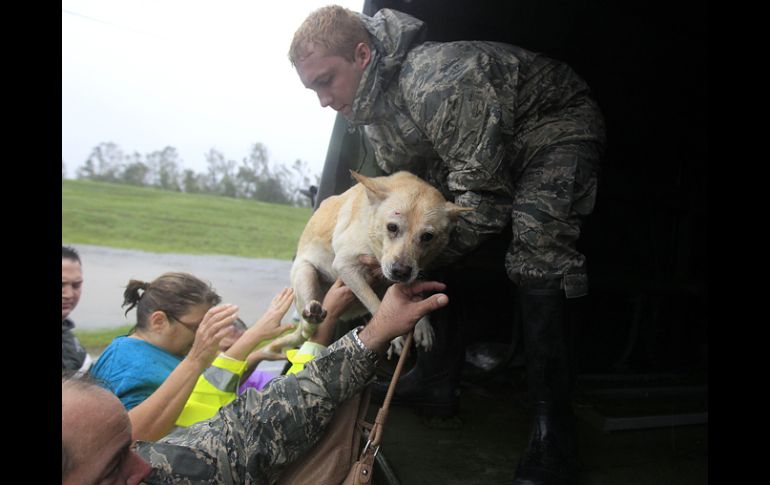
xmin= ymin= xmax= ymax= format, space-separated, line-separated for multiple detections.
xmin=289 ymin=5 xmax=370 ymax=66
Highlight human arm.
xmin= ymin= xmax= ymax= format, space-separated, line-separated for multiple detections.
xmin=309 ymin=278 xmax=357 ymax=346
xmin=416 ymin=83 xmax=512 ymax=264
xmin=237 ymin=287 xmax=298 ymax=376
xmin=175 ymin=289 xmax=297 ymax=426
xmin=365 ymin=55 xmax=514 ymax=264
xmin=128 ymin=304 xmax=239 ymax=441
xmin=356 ymin=281 xmax=448 ymax=357
xmin=135 ymin=281 xmax=449 ymax=483
xmin=284 ymin=278 xmax=358 ymax=375
xmin=224 ymin=287 xmax=296 ymax=362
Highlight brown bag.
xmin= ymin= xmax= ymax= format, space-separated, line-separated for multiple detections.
xmin=276 ymin=333 xmax=415 ymax=485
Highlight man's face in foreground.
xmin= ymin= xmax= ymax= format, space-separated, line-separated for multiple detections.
xmin=62 ymin=386 xmax=151 ymax=484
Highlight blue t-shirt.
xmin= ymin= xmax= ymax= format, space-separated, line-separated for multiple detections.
xmin=89 ymin=336 xmax=183 ymax=411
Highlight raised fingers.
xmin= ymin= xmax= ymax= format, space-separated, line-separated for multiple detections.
xmin=270 ymin=287 xmax=295 ymax=306
xmin=201 ymin=303 xmax=239 ymax=327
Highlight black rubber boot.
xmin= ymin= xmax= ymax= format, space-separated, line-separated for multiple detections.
xmin=512 ymin=278 xmax=579 ymax=485
xmin=369 ymin=293 xmax=463 ymax=418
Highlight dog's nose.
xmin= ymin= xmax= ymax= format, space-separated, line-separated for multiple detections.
xmin=390 ymin=262 xmax=413 ymax=282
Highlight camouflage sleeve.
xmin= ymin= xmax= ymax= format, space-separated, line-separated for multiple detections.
xmin=407 ymin=71 xmax=514 ymax=263
xmin=135 ymin=330 xmax=378 ymax=484
xmin=61 ymin=328 xmax=88 ymax=371
xmin=436 ymin=192 xmax=512 ymax=266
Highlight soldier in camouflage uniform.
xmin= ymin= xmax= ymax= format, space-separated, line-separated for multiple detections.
xmin=62 ymin=245 xmax=92 ymax=373
xmin=62 ymin=281 xmax=449 ymax=485
xmin=291 ymin=6 xmax=606 ymax=485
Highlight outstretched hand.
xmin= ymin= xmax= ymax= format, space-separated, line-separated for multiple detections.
xmin=322 ymin=278 xmax=357 ymax=320
xmin=358 ymin=281 xmax=448 ymax=356
xmin=187 ymin=303 xmax=241 ymax=368
xmin=253 ymin=287 xmax=296 ymax=337
xmin=224 ymin=288 xmax=296 ymax=361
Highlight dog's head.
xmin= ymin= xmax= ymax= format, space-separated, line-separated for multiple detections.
xmin=351 ymin=170 xmax=473 ymax=283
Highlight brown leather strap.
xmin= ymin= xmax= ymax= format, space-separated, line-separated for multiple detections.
xmin=369 ymin=331 xmax=413 ymax=446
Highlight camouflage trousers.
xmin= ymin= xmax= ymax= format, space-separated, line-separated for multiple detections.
xmin=505 ymin=141 xmax=601 ymax=298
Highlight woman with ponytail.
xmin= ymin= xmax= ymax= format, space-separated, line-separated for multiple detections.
xmin=88 ymin=272 xmax=295 ymax=441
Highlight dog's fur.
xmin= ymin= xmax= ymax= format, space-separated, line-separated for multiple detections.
xmin=267 ymin=170 xmax=471 ymax=356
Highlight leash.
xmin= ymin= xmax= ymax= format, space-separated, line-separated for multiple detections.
xmin=344 ymin=332 xmax=414 ymax=484
xmin=367 ymin=331 xmax=414 ymax=451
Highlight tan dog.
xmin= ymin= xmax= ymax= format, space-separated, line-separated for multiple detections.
xmin=268 ymin=170 xmax=471 ymax=357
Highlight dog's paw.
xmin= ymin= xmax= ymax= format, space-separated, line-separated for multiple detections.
xmin=414 ymin=317 xmax=435 ymax=352
xmin=302 ymin=300 xmax=327 ymax=325
xmin=387 ymin=336 xmax=405 ymax=360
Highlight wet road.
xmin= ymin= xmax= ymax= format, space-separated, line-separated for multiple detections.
xmin=66 ymin=244 xmax=294 ymax=330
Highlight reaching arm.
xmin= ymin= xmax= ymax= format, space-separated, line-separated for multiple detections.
xmin=285 ymin=278 xmax=358 ymax=375
xmin=136 ymin=281 xmax=449 ymax=483
xmin=128 ymin=304 xmax=238 ymax=441
xmin=310 ymin=278 xmax=357 ymax=346
xmin=175 ymin=289 xmax=297 ymax=427
xmin=357 ymin=281 xmax=448 ymax=357
xmin=224 ymin=288 xmax=296 ymax=362
xmin=366 ymin=72 xmax=514 ymax=265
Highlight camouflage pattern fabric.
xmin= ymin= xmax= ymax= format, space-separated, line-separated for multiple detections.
xmin=136 ymin=331 xmax=378 ymax=484
xmin=62 ymin=318 xmax=87 ymax=371
xmin=349 ymin=9 xmax=606 ymax=297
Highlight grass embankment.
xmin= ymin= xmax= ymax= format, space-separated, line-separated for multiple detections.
xmin=76 ymin=325 xmax=135 ymax=355
xmin=62 ymin=179 xmax=311 ymax=259
xmin=63 ymin=179 xmax=312 ymax=353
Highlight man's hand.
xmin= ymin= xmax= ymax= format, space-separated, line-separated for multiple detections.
xmin=322 ymin=278 xmax=357 ymax=320
xmin=187 ymin=304 xmax=240 ymax=369
xmin=358 ymin=281 xmax=448 ymax=356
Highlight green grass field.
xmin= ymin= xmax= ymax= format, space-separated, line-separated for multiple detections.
xmin=74 ymin=325 xmax=135 ymax=356
xmin=64 ymin=178 xmax=313 ymax=352
xmin=63 ymin=179 xmax=312 ymax=260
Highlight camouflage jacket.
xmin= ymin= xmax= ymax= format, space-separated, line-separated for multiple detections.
xmin=62 ymin=318 xmax=87 ymax=371
xmin=350 ymin=9 xmax=606 ymax=261
xmin=136 ymin=330 xmax=378 ymax=484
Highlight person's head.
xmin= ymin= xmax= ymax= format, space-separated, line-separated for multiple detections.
xmin=218 ymin=317 xmax=248 ymax=352
xmin=62 ymin=372 xmax=152 ymax=484
xmin=62 ymin=246 xmax=83 ymax=322
xmin=289 ymin=5 xmax=372 ymax=118
xmin=122 ymin=272 xmax=221 ymax=356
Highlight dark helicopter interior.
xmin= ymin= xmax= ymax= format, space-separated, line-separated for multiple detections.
xmin=314 ymin=1 xmax=708 ymax=483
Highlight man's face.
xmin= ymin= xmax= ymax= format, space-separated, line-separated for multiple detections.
xmin=295 ymin=42 xmax=371 ymax=119
xmin=62 ymin=387 xmax=152 ymax=485
xmin=62 ymin=258 xmax=83 ymax=321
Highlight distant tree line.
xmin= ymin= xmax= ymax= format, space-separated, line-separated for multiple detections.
xmin=64 ymin=142 xmax=319 ymax=208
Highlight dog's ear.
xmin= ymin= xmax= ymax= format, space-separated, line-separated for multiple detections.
xmin=350 ymin=170 xmax=389 ymax=204
xmin=445 ymin=201 xmax=474 ymax=221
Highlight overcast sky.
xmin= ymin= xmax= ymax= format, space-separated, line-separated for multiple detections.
xmin=62 ymin=0 xmax=363 ymax=181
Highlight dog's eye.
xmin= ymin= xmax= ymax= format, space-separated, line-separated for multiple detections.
xmin=387 ymin=223 xmax=399 ymax=233
xmin=420 ymin=232 xmax=434 ymax=243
